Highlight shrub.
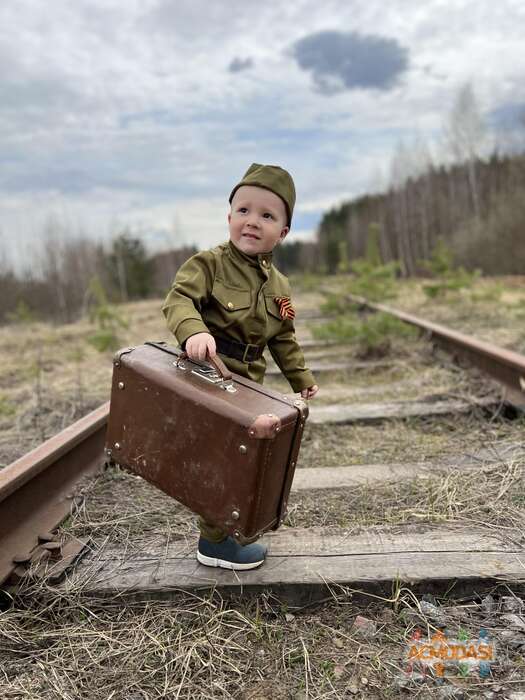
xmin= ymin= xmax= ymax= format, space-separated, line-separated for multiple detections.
xmin=313 ymin=311 xmax=417 ymax=357
xmin=86 ymin=277 xmax=128 ymax=353
xmin=6 ymin=300 xmax=37 ymax=324
xmin=421 ymin=239 xmax=479 ymax=299
xmin=346 ymin=259 xmax=399 ymax=302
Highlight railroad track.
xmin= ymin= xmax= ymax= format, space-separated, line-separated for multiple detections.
xmin=347 ymin=293 xmax=525 ymax=408
xmin=1 ymin=301 xmax=525 ymax=599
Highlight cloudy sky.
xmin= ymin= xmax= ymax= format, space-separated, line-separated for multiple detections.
xmin=1 ymin=0 xmax=524 ymax=268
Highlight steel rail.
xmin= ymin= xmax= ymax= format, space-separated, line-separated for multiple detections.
xmin=347 ymin=294 xmax=525 ymax=407
xmin=0 ymin=402 xmax=109 ymax=585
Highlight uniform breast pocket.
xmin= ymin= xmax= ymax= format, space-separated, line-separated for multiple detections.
xmin=211 ymin=280 xmax=251 ymax=313
xmin=264 ymin=294 xmax=284 ymax=320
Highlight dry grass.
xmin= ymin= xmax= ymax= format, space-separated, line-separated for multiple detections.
xmin=286 ymin=459 xmax=525 ymax=534
xmin=0 ymin=299 xmax=171 ymax=467
xmin=267 ymin=353 xmax=496 ymax=407
xmin=0 ymin=584 xmax=400 ymax=699
xmin=60 ymin=467 xmax=196 ymax=544
xmin=391 ymin=276 xmax=525 ymax=354
xmin=298 ymin=412 xmax=524 ymax=469
xmin=2 ymin=572 xmax=524 ymax=698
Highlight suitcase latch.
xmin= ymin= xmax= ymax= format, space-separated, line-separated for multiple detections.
xmin=174 ymin=360 xmax=237 ymax=393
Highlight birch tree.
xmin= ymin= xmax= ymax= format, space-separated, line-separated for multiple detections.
xmin=446 ymin=82 xmax=486 ymax=218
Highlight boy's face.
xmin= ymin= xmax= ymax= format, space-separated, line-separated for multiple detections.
xmin=228 ymin=185 xmax=289 ymax=256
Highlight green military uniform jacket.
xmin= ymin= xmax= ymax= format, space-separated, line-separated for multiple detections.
xmin=162 ymin=241 xmax=316 ymax=392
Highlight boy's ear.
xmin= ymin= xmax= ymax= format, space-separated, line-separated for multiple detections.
xmin=279 ymin=227 xmax=289 ymax=242
xmin=228 ymin=212 xmax=231 ymax=225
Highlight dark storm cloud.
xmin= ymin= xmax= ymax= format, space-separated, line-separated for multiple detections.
xmin=291 ymin=30 xmax=409 ymax=94
xmin=228 ymin=57 xmax=254 ymax=73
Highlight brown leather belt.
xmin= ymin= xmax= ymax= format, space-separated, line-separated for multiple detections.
xmin=214 ymin=336 xmax=265 ymax=363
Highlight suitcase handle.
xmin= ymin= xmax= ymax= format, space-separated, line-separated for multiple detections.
xmin=145 ymin=342 xmax=235 ymax=391
xmin=179 ymin=351 xmax=233 ymax=382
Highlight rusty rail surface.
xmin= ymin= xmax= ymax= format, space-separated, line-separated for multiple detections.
xmin=348 ymin=294 xmax=525 ymax=407
xmin=0 ymin=402 xmax=109 ymax=586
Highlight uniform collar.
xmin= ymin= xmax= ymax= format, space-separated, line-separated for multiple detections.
xmin=227 ymin=240 xmax=273 ymax=270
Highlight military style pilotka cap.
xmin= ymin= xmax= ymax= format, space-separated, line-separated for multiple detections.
xmin=229 ymin=163 xmax=296 ymax=227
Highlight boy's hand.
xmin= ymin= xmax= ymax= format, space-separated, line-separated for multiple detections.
xmin=301 ymin=384 xmax=319 ymax=400
xmin=185 ymin=332 xmax=216 ymax=362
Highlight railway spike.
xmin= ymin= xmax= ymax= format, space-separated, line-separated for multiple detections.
xmin=38 ymin=532 xmax=55 ymax=543
xmin=42 ymin=542 xmax=62 ymax=554
xmin=12 ymin=553 xmax=31 ymax=565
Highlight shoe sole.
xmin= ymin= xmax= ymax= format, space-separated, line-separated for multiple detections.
xmin=196 ymin=551 xmax=265 ymax=571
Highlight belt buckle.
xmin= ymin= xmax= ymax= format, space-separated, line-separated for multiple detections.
xmin=242 ymin=343 xmax=254 ymax=363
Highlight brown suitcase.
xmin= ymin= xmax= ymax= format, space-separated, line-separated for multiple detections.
xmin=105 ymin=342 xmax=308 ymax=543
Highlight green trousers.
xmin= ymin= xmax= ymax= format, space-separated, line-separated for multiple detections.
xmin=199 ymin=517 xmax=227 ymax=543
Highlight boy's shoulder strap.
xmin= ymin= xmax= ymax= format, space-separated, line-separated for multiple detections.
xmin=210 ymin=242 xmax=227 ymax=279
xmin=270 ymin=263 xmax=292 ymax=295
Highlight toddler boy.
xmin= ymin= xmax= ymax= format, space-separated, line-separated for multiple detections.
xmin=162 ymin=163 xmax=318 ymax=570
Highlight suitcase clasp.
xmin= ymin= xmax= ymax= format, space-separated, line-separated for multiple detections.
xmin=174 ymin=360 xmax=237 ymax=393
xmin=192 ymin=366 xmax=237 ymax=393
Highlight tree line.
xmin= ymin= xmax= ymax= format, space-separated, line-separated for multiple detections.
xmin=0 ymin=235 xmax=197 ymax=324
xmin=315 ymin=150 xmax=525 ymax=276
xmin=300 ymin=83 xmax=525 ymax=276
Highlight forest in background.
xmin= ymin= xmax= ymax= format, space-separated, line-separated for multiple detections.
xmin=314 ymin=150 xmax=525 ymax=277
xmin=0 ymin=237 xmax=197 ymax=325
xmin=289 ymin=84 xmax=525 ymax=277
xmin=1 ymin=85 xmax=523 ymax=325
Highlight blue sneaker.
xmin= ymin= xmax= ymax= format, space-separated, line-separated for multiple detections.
xmin=197 ymin=536 xmax=267 ymax=570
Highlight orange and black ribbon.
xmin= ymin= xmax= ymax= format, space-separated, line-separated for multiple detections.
xmin=274 ymin=296 xmax=295 ymax=320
